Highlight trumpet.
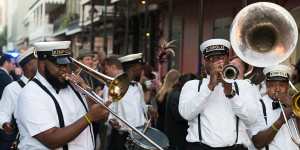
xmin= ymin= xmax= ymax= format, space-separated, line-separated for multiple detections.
xmin=68 ymin=57 xmax=165 ymax=150
xmin=222 ymin=64 xmax=239 ymax=83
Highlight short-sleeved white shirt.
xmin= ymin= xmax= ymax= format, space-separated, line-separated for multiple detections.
xmin=0 ymin=75 xmax=28 ymax=128
xmin=103 ymin=82 xmax=146 ymax=131
xmin=15 ymin=72 xmax=94 ymax=150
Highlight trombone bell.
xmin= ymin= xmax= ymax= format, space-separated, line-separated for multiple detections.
xmin=69 ymin=57 xmax=129 ymax=101
xmin=108 ymin=73 xmax=130 ymax=101
xmin=292 ymin=92 xmax=300 ymax=117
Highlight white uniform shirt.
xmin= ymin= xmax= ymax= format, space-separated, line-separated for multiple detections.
xmin=103 ymin=82 xmax=146 ymax=131
xmin=179 ymin=78 xmax=260 ymax=147
xmin=250 ymin=95 xmax=299 ymax=150
xmin=15 ymin=72 xmax=94 ymax=150
xmin=0 ymin=75 xmax=28 ymax=128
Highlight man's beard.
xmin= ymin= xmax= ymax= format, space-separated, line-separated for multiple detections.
xmin=45 ymin=66 xmax=68 ymax=92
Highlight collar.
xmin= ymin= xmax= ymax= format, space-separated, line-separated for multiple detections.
xmin=34 ymin=71 xmax=59 ymax=93
xmin=268 ymin=96 xmax=287 ymax=110
xmin=0 ymin=67 xmax=9 ymax=75
xmin=20 ymin=75 xmax=29 ymax=84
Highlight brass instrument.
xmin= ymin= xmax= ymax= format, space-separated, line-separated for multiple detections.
xmin=222 ymin=64 xmax=239 ymax=83
xmin=70 ymin=57 xmax=129 ymax=101
xmin=68 ymin=57 xmax=164 ymax=150
xmin=230 ymin=2 xmax=298 ymax=68
xmin=230 ymin=2 xmax=300 ymax=144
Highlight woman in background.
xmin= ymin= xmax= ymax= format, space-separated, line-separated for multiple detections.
xmin=164 ymin=73 xmax=197 ymax=150
xmin=155 ymin=69 xmax=180 ymax=132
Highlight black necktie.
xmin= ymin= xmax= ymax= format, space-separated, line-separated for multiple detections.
xmin=129 ymin=81 xmax=137 ymax=86
xmin=272 ymin=101 xmax=280 ymax=110
xmin=272 ymin=101 xmax=286 ymax=110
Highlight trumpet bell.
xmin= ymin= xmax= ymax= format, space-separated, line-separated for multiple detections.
xmin=223 ymin=64 xmax=239 ymax=83
xmin=292 ymin=92 xmax=300 ymax=117
xmin=230 ymin=2 xmax=298 ymax=67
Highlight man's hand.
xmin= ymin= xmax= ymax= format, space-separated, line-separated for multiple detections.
xmin=109 ymin=118 xmax=121 ymax=129
xmin=208 ymin=61 xmax=223 ymax=90
xmin=223 ymin=82 xmax=233 ymax=96
xmin=278 ymin=107 xmax=293 ymax=123
xmin=147 ymin=106 xmax=159 ymax=123
xmin=86 ymin=101 xmax=112 ymax=122
xmin=64 ymin=73 xmax=91 ymax=91
xmin=2 ymin=122 xmax=14 ymax=134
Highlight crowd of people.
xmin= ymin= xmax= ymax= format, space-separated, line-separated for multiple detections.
xmin=0 ymin=37 xmax=299 ymax=150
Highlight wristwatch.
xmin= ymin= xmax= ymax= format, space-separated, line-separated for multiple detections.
xmin=226 ymin=89 xmax=236 ymax=99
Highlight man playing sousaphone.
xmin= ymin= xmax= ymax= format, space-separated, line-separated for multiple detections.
xmin=251 ymin=64 xmax=300 ymax=150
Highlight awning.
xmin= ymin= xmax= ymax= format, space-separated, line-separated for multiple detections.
xmin=45 ymin=0 xmax=65 ymax=4
xmin=111 ymin=0 xmax=120 ymax=3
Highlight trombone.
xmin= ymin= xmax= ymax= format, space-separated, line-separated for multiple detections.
xmin=230 ymin=2 xmax=300 ymax=145
xmin=68 ymin=57 xmax=164 ymax=150
xmin=278 ymin=84 xmax=300 ymax=145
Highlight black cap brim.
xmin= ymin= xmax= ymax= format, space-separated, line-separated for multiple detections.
xmin=266 ymin=76 xmax=289 ymax=81
xmin=205 ymin=50 xmax=227 ymax=58
xmin=55 ymin=57 xmax=71 ymax=65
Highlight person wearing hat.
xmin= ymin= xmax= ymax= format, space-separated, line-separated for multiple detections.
xmin=102 ymin=54 xmax=150 ymax=150
xmin=77 ymin=50 xmax=103 ymax=145
xmin=119 ymin=53 xmax=144 ymax=81
xmin=0 ymin=54 xmax=16 ymax=98
xmin=179 ymin=39 xmax=260 ymax=150
xmin=15 ymin=41 xmax=110 ymax=150
xmin=249 ymin=64 xmax=300 ymax=150
xmin=0 ymin=48 xmax=37 ymax=149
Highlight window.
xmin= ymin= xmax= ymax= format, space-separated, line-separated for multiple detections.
xmin=213 ymin=17 xmax=233 ymax=40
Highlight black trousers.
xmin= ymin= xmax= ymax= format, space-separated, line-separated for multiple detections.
xmin=186 ymin=142 xmax=248 ymax=150
xmin=108 ymin=129 xmax=129 ymax=150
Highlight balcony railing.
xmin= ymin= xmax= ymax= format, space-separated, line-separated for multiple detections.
xmin=29 ymin=24 xmax=54 ymax=42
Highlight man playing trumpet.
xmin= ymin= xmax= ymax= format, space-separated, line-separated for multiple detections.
xmin=179 ymin=38 xmax=259 ymax=150
xmin=251 ymin=64 xmax=300 ymax=150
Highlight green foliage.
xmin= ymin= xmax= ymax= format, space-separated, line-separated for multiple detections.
xmin=58 ymin=13 xmax=79 ymax=31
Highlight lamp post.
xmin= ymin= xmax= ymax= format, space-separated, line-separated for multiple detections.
xmin=103 ymin=0 xmax=108 ymax=54
xmin=89 ymin=0 xmax=96 ymax=52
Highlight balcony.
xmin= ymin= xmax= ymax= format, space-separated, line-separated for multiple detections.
xmin=79 ymin=4 xmax=114 ymax=26
xmin=52 ymin=13 xmax=81 ymax=36
xmin=29 ymin=24 xmax=54 ymax=43
xmin=66 ymin=18 xmax=81 ymax=35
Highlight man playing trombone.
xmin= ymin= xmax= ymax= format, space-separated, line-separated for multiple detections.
xmin=15 ymin=41 xmax=110 ymax=150
xmin=251 ymin=64 xmax=300 ymax=150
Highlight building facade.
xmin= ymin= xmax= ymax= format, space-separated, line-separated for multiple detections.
xmin=5 ymin=0 xmax=300 ymax=77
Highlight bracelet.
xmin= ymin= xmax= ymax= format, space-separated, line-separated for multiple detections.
xmin=271 ymin=124 xmax=279 ymax=132
xmin=84 ymin=115 xmax=92 ymax=125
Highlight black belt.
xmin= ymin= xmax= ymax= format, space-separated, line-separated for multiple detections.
xmin=187 ymin=142 xmax=247 ymax=150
